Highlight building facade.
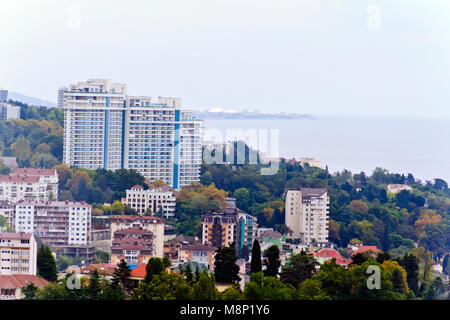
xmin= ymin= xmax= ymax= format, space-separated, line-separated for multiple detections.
xmin=59 ymin=79 xmax=203 ymax=189
xmin=0 ymin=103 xmax=20 ymax=120
xmin=285 ymin=188 xmax=329 ymax=245
xmin=0 ymin=201 xmax=14 ymax=227
xmin=123 ymin=184 xmax=176 ymax=218
xmin=14 ymin=200 xmax=91 ymax=247
xmin=178 ymin=243 xmax=217 ymax=271
xmin=0 ymin=168 xmax=58 ymax=203
xmin=0 ymin=89 xmax=7 ymax=103
xmin=236 ymin=211 xmax=258 ymax=256
xmin=0 ymin=232 xmax=37 ymax=276
xmin=60 ymin=79 xmax=127 ymax=170
xmin=110 ymin=227 xmax=155 ymax=265
xmin=110 ymin=215 xmax=164 ymax=258
xmin=201 ymin=207 xmax=257 ymax=255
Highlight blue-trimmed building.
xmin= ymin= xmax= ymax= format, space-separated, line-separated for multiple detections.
xmin=60 ymin=79 xmax=202 ymax=189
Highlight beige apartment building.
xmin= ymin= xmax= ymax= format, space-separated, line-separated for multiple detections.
xmin=123 ymin=185 xmax=176 ymax=218
xmin=285 ymin=188 xmax=330 ymax=245
xmin=110 ymin=216 xmax=164 ymax=258
xmin=0 ymin=232 xmax=37 ymax=276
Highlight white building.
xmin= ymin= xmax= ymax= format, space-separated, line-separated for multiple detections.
xmin=14 ymin=200 xmax=91 ymax=247
xmin=60 ymin=79 xmax=127 ymax=171
xmin=60 ymin=79 xmax=203 ymax=189
xmin=0 ymin=232 xmax=37 ymax=276
xmin=285 ymin=188 xmax=329 ymax=245
xmin=387 ymin=184 xmax=412 ymax=194
xmin=0 ymin=201 xmax=14 ymax=227
xmin=0 ymin=168 xmax=58 ymax=203
xmin=123 ymin=184 xmax=176 ymax=218
xmin=11 ymin=168 xmax=58 ymax=200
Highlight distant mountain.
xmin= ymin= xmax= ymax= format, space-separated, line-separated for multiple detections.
xmin=8 ymin=92 xmax=56 ymax=108
xmin=193 ymin=107 xmax=315 ymax=120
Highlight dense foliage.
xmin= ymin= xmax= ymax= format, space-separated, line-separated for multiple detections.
xmin=201 ymin=161 xmax=450 ymax=258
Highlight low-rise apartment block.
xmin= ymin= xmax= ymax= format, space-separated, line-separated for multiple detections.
xmin=110 ymin=227 xmax=155 ymax=265
xmin=110 ymin=215 xmax=164 ymax=258
xmin=0 ymin=232 xmax=37 ymax=276
xmin=123 ymin=184 xmax=176 ymax=218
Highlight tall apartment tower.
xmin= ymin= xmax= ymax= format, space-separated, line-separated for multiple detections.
xmin=285 ymin=188 xmax=329 ymax=245
xmin=60 ymin=79 xmax=127 ymax=171
xmin=59 ymin=79 xmax=202 ymax=189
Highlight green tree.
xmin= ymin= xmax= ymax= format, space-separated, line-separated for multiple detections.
xmin=163 ymin=256 xmax=172 ymax=269
xmin=243 ymin=272 xmax=296 ymax=300
xmin=112 ymin=259 xmax=131 ymax=292
xmin=22 ymin=283 xmax=38 ymax=300
xmin=133 ymin=272 xmax=193 ymax=300
xmin=37 ymin=245 xmax=57 ymax=282
xmin=263 ymin=245 xmax=281 ymax=277
xmin=280 ymin=251 xmax=318 ymax=287
xmin=192 ymin=272 xmax=219 ymax=300
xmin=398 ymin=253 xmax=419 ymax=295
xmin=184 ymin=263 xmax=194 ymax=283
xmin=144 ymin=257 xmax=165 ymax=283
xmin=250 ymin=239 xmax=262 ymax=274
xmin=89 ymin=269 xmax=101 ymax=299
xmin=297 ymin=278 xmax=331 ymax=300
xmin=214 ymin=244 xmax=241 ymax=283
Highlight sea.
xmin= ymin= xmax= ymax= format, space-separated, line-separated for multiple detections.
xmin=203 ymin=115 xmax=450 ymax=184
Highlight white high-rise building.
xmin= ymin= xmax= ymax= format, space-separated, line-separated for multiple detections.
xmin=61 ymin=79 xmax=127 ymax=171
xmin=60 ymin=79 xmax=203 ymax=189
xmin=285 ymin=188 xmax=330 ymax=245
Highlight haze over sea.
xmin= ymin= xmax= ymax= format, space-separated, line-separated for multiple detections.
xmin=204 ymin=115 xmax=450 ymax=184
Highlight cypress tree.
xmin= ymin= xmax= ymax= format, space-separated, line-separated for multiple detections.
xmin=37 ymin=245 xmax=57 ymax=282
xmin=250 ymin=239 xmax=262 ymax=274
xmin=263 ymin=245 xmax=281 ymax=277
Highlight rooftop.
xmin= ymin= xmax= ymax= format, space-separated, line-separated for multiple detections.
xmin=0 ymin=275 xmax=48 ymax=289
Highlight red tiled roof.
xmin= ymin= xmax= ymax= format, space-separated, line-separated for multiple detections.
xmin=114 ymin=227 xmax=153 ymax=236
xmin=0 ymin=232 xmax=32 ymax=240
xmin=130 ymin=264 xmax=147 ymax=278
xmin=111 ymin=215 xmax=164 ymax=223
xmin=11 ymin=168 xmax=57 ymax=176
xmin=15 ymin=200 xmax=90 ymax=207
xmin=180 ymin=243 xmax=217 ymax=252
xmin=351 ymin=246 xmax=380 ymax=256
xmin=0 ymin=175 xmax=40 ymax=183
xmin=0 ymin=275 xmax=48 ymax=289
xmin=131 ymin=185 xmax=144 ymax=190
xmin=84 ymin=264 xmax=117 ymax=275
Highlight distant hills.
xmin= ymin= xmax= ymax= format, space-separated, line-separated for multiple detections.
xmin=6 ymin=92 xmax=314 ymax=119
xmin=193 ymin=107 xmax=315 ymax=120
xmin=8 ymin=92 xmax=56 ymax=108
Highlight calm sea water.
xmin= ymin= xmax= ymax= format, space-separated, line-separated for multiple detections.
xmin=203 ymin=115 xmax=450 ymax=183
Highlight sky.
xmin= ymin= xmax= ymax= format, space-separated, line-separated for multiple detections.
xmin=1 ymin=0 xmax=449 ymax=118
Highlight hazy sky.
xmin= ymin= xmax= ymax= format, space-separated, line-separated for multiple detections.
xmin=1 ymin=0 xmax=449 ymax=118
